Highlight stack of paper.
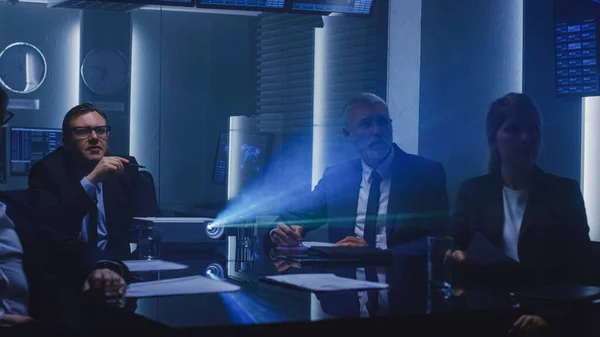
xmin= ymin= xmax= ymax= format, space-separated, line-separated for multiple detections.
xmin=123 ymin=260 xmax=189 ymax=272
xmin=263 ymin=273 xmax=389 ymax=292
xmin=126 ymin=275 xmax=240 ymax=298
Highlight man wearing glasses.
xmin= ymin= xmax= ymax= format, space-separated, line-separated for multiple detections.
xmin=28 ymin=103 xmax=159 ymax=260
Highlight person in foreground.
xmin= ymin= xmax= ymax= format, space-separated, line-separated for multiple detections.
xmin=270 ymin=93 xmax=449 ymax=249
xmin=0 ymin=88 xmax=128 ymax=327
xmin=450 ymin=92 xmax=591 ymax=285
xmin=28 ymin=103 xmax=160 ymax=260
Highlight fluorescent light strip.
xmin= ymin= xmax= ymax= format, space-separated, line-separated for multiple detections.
xmin=68 ymin=16 xmax=81 ymax=121
xmin=130 ymin=22 xmax=140 ymax=158
xmin=311 ymin=26 xmax=326 ymax=189
xmin=582 ymin=97 xmax=600 ymax=241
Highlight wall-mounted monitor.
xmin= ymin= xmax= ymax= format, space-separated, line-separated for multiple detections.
xmin=554 ymin=0 xmax=600 ymax=96
xmin=197 ymin=0 xmax=286 ymax=11
xmin=212 ymin=132 xmax=229 ymax=184
xmin=291 ymin=0 xmax=373 ymax=15
xmin=10 ymin=127 xmax=62 ymax=176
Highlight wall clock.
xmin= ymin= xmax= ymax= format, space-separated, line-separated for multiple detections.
xmin=81 ymin=48 xmax=129 ymax=96
xmin=0 ymin=42 xmax=47 ymax=94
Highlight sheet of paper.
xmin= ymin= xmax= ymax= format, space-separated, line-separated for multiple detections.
xmin=301 ymin=241 xmax=334 ymax=248
xmin=264 ymin=273 xmax=389 ymax=292
xmin=123 ymin=260 xmax=189 ymax=272
xmin=126 ymin=275 xmax=240 ymax=298
xmin=275 ymin=241 xmax=334 ymax=251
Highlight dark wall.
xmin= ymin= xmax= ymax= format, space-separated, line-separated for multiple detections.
xmin=131 ymin=11 xmax=256 ymax=213
xmin=523 ymin=0 xmax=583 ymax=181
xmin=0 ymin=3 xmax=81 ymax=190
xmin=80 ymin=10 xmax=132 ymax=156
xmin=419 ymin=0 xmax=523 ymax=206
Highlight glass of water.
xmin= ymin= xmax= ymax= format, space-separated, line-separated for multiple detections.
xmin=427 ymin=236 xmax=454 ymax=298
xmin=139 ymin=225 xmax=162 ymax=260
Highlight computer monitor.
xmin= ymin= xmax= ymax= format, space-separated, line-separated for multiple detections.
xmin=197 ymin=0 xmax=286 ymax=11
xmin=213 ymin=132 xmax=272 ymax=186
xmin=291 ymin=0 xmax=373 ymax=15
xmin=554 ymin=0 xmax=600 ymax=96
xmin=10 ymin=127 xmax=63 ymax=176
xmin=212 ymin=132 xmax=229 ymax=184
xmin=0 ymin=128 xmax=7 ymax=183
xmin=238 ymin=133 xmax=272 ymax=186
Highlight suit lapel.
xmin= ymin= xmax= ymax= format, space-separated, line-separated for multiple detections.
xmin=386 ymin=146 xmax=415 ymax=239
xmin=481 ymin=174 xmax=505 ymax=248
xmin=332 ymin=160 xmax=362 ymax=241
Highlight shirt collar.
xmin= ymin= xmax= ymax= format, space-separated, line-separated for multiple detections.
xmin=361 ymin=146 xmax=395 ymax=181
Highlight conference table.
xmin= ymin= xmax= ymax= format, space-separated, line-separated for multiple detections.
xmin=125 ymin=236 xmax=600 ymax=336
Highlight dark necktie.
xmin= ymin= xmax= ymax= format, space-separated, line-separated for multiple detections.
xmin=87 ymin=190 xmax=98 ymax=247
xmin=364 ymin=170 xmax=381 ymax=316
xmin=364 ymin=170 xmax=381 ymax=246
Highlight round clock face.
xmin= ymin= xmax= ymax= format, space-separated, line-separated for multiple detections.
xmin=81 ymin=48 xmax=129 ymax=96
xmin=0 ymin=42 xmax=47 ymax=94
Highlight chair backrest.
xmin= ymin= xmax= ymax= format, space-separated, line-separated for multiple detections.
xmin=4 ymin=189 xmax=29 ymax=206
xmin=138 ymin=170 xmax=161 ymax=217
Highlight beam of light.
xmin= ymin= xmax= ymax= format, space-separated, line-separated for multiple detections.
xmin=212 ymin=211 xmax=447 ymax=231
xmin=218 ymin=292 xmax=257 ymax=325
xmin=312 ymin=26 xmax=326 ymax=189
xmin=582 ymin=97 xmax=600 ymax=241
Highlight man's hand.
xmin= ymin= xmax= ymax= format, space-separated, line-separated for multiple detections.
xmin=87 ymin=156 xmax=129 ymax=185
xmin=334 ymin=236 xmax=368 ymax=247
xmin=270 ymin=223 xmax=303 ymax=247
xmin=451 ymin=250 xmax=468 ymax=263
xmin=509 ymin=315 xmax=548 ymax=334
xmin=82 ymin=268 xmax=127 ymax=299
xmin=274 ymin=259 xmax=301 ymax=272
xmin=0 ymin=314 xmax=32 ymax=327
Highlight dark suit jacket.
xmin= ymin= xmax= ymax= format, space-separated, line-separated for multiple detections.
xmin=0 ymin=191 xmax=128 ymax=320
xmin=282 ymin=144 xmax=449 ymax=248
xmin=450 ymin=167 xmax=591 ymax=286
xmin=27 ymin=147 xmax=160 ymax=259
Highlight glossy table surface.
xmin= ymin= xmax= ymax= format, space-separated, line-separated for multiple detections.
xmin=128 ymin=236 xmax=533 ymax=329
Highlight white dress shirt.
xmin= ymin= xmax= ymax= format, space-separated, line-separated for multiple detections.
xmin=502 ymin=186 xmax=529 ymax=262
xmin=0 ymin=203 xmax=29 ymax=319
xmin=355 ymin=147 xmax=394 ymax=317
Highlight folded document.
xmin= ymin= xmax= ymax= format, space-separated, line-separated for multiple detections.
xmin=123 ymin=260 xmax=189 ymax=272
xmin=263 ymin=273 xmax=389 ymax=292
xmin=126 ymin=275 xmax=240 ymax=298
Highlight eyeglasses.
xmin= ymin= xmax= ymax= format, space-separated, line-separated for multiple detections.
xmin=71 ymin=125 xmax=111 ymax=139
xmin=2 ymin=110 xmax=14 ymax=126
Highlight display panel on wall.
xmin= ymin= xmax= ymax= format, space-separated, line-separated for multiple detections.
xmin=555 ymin=0 xmax=600 ymax=96
xmin=197 ymin=0 xmax=286 ymax=11
xmin=0 ymin=43 xmax=47 ymax=94
xmin=290 ymin=0 xmax=373 ymax=15
xmin=196 ymin=0 xmax=374 ymax=14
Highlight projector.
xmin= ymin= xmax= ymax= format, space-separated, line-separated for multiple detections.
xmin=133 ymin=217 xmax=226 ymax=244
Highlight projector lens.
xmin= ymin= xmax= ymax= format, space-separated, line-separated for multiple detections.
xmin=205 ymin=263 xmax=225 ymax=280
xmin=206 ymin=222 xmax=225 ymax=239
